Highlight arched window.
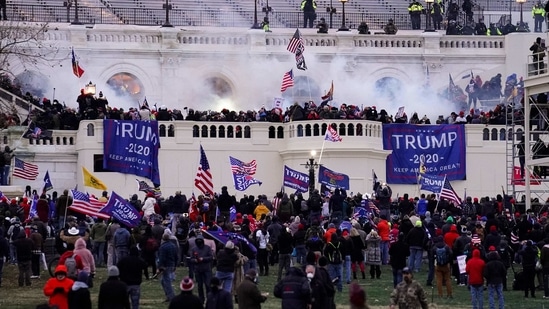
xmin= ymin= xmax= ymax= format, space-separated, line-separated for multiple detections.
xmin=87 ymin=123 xmax=94 ymax=136
xmin=201 ymin=125 xmax=208 ymax=138
xmin=168 ymin=125 xmax=175 ymax=137
xmin=356 ymin=124 xmax=363 ymax=136
xmin=219 ymin=126 xmax=226 ymax=138
xmin=159 ymin=124 xmax=166 ymax=137
xmin=69 ymin=137 xmax=74 ymax=145
xmin=269 ymin=126 xmax=275 ymax=139
xmin=482 ymin=128 xmax=489 ymax=140
xmin=210 ymin=125 xmax=217 ymax=138
xmin=313 ymin=124 xmax=320 ymax=136
xmin=277 ymin=126 xmax=284 ymax=138
xmin=499 ymin=128 xmax=506 ymax=141
xmin=244 ymin=126 xmax=251 ymax=138
xmin=56 ymin=137 xmax=61 ymax=144
xmin=236 ymin=126 xmax=243 ymax=138
xmin=321 ymin=123 xmax=328 ymax=135
xmin=297 ymin=124 xmax=303 ymax=137
xmin=193 ymin=125 xmax=199 ymax=138
xmin=348 ymin=124 xmax=355 ymax=136
xmin=106 ymin=72 xmax=144 ymax=101
xmin=228 ymin=126 xmax=234 ymax=138
xmin=491 ymin=128 xmax=498 ymax=140
xmin=305 ymin=124 xmax=312 ymax=136
xmin=63 ymin=137 xmax=67 ymax=145
xmin=339 ymin=123 xmax=346 ymax=136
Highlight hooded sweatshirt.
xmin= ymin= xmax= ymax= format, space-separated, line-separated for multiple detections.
xmin=73 ymin=238 xmax=95 ymax=274
xmin=466 ymin=249 xmax=485 ymax=286
xmin=43 ymin=265 xmax=75 ymax=309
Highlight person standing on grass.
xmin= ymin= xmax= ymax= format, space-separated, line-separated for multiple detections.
xmin=236 ymin=269 xmax=268 ymax=309
xmin=466 ymin=249 xmax=486 ymax=309
xmin=389 ymin=232 xmax=409 ymax=288
xmin=90 ymin=218 xmax=107 ymax=267
xmin=118 ymin=246 xmax=148 ymax=309
xmin=158 ymin=232 xmax=179 ymax=303
xmin=13 ymin=230 xmax=33 ymax=287
xmin=483 ymin=250 xmax=506 ymax=309
xmin=0 ymin=228 xmax=9 ymax=287
xmin=67 ymin=271 xmax=92 ymax=309
xmin=216 ymin=240 xmax=238 ymax=292
xmin=98 ymin=266 xmax=130 ymax=309
xmin=44 ymin=265 xmax=74 ymax=309
xmin=390 ymin=267 xmax=428 ymax=309
xmin=205 ymin=277 xmax=233 ymax=309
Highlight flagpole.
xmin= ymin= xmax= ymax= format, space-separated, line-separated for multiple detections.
xmin=317 ymin=137 xmax=327 ymax=165
xmin=435 ymin=175 xmax=447 ymax=213
xmin=306 ymin=77 xmax=312 ymax=102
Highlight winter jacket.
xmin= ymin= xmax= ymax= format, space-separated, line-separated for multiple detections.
xmin=389 ymin=240 xmax=409 ymax=270
xmin=483 ymin=251 xmax=507 ymax=285
xmin=43 ymin=265 xmax=75 ymax=309
xmin=216 ymin=248 xmax=238 ymax=273
xmin=191 ymin=242 xmax=213 ymax=272
xmin=158 ymin=240 xmax=179 ymax=269
xmin=98 ymin=277 xmax=130 ymax=309
xmin=169 ymin=291 xmax=204 ymax=309
xmin=90 ymin=221 xmax=107 ymax=243
xmin=466 ymin=249 xmax=485 ymax=285
xmin=73 ymin=238 xmax=95 ymax=274
xmin=142 ymin=197 xmax=157 ymax=220
xmin=443 ymin=225 xmax=459 ymax=248
xmin=205 ymin=288 xmax=233 ymax=309
xmin=405 ymin=226 xmax=426 ymax=248
xmin=117 ymin=252 xmax=147 ymax=286
xmin=68 ymin=281 xmax=92 ymax=309
xmin=365 ymin=234 xmax=382 ymax=265
xmin=274 ymin=267 xmax=311 ymax=309
xmin=113 ymin=228 xmax=130 ymax=248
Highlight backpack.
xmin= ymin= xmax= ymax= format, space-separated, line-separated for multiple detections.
xmin=145 ymin=237 xmax=159 ymax=252
xmin=435 ymin=246 xmax=448 ymax=265
xmin=10 ymin=225 xmax=20 ymax=242
xmin=328 ymin=242 xmax=342 ymax=264
xmin=65 ymin=254 xmax=78 ymax=278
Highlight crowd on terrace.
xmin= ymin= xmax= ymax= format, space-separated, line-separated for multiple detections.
xmin=0 ymin=72 xmax=524 ymax=131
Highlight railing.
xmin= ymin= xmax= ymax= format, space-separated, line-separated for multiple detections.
xmin=2 ymin=5 xmax=527 ymax=30
xmin=0 ymin=87 xmax=44 ymax=114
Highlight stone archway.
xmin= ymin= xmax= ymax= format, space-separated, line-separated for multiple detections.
xmin=374 ymin=76 xmax=402 ymax=100
xmin=106 ymin=72 xmax=144 ymax=101
xmin=281 ymin=76 xmax=321 ymax=102
xmin=205 ymin=77 xmax=232 ymax=98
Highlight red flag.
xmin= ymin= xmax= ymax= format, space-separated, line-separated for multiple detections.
xmin=72 ymin=48 xmax=85 ymax=78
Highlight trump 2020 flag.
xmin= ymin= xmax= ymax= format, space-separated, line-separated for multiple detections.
xmin=229 ymin=156 xmax=262 ymax=191
xmin=99 ymin=191 xmax=142 ymax=228
xmin=419 ymin=173 xmax=445 ymax=193
xmin=27 ymin=195 xmax=38 ymax=221
xmin=103 ymin=120 xmax=161 ymax=185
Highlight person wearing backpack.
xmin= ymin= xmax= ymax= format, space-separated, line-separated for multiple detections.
xmin=58 ymin=243 xmax=84 ymax=281
xmin=324 ymin=229 xmax=343 ymax=292
xmin=432 ymin=236 xmax=453 ymax=299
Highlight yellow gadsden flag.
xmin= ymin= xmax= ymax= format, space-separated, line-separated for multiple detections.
xmin=82 ymin=166 xmax=108 ymax=191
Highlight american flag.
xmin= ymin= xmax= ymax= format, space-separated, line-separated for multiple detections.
xmin=440 ymin=177 xmax=462 ymax=207
xmin=280 ymin=69 xmax=294 ymax=92
xmin=321 ymin=81 xmax=334 ymax=101
xmin=229 ymin=156 xmax=257 ymax=175
xmin=324 ymin=126 xmax=342 ymax=142
xmin=195 ymin=145 xmax=214 ymax=196
xmin=287 ymin=28 xmax=304 ymax=53
xmin=69 ymin=189 xmax=109 ymax=219
xmin=13 ymin=157 xmax=39 ymax=180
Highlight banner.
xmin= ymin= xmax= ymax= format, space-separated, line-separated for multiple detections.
xmin=283 ymin=165 xmax=309 ymax=193
xmin=99 ymin=191 xmax=142 ymax=228
xmin=383 ymin=124 xmax=466 ymax=184
xmin=318 ymin=165 xmax=350 ymax=190
xmin=512 ymin=166 xmax=541 ymax=185
xmin=103 ymin=120 xmax=161 ymax=185
xmin=419 ymin=173 xmax=446 ymax=193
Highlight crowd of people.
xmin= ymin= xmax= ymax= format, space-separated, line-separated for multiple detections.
xmin=0 ymin=180 xmax=548 ymax=308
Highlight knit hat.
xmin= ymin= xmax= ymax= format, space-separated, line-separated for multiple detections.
xmin=108 ymin=266 xmax=119 ymax=277
xmin=77 ymin=271 xmax=89 ymax=283
xmin=490 ymin=226 xmax=497 ymax=232
xmin=446 ymin=216 xmax=454 ymax=223
xmin=225 ymin=240 xmax=235 ymax=250
xmin=180 ymin=277 xmax=194 ymax=291
xmin=471 ymin=235 xmax=481 ymax=245
xmin=488 ymin=245 xmax=497 ymax=252
xmin=349 ymin=282 xmax=366 ymax=306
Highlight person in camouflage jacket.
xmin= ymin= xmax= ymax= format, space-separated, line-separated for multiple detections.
xmin=389 ymin=267 xmax=428 ymax=309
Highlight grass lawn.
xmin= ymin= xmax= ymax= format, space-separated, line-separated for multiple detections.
xmin=0 ymin=263 xmax=547 ymax=309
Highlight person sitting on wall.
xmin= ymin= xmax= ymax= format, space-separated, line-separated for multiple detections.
xmin=317 ymin=18 xmax=328 ymax=33
xmin=384 ymin=19 xmax=398 ymax=34
xmin=358 ymin=22 xmax=370 ymax=34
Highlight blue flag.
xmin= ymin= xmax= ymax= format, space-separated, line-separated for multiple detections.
xmin=419 ymin=173 xmax=446 ymax=193
xmin=99 ymin=191 xmax=142 ymax=228
xmin=27 ymin=195 xmax=38 ymax=221
xmin=318 ymin=165 xmax=350 ymax=190
xmin=229 ymin=205 xmax=237 ymax=222
xmin=203 ymin=230 xmax=257 ymax=253
xmin=230 ymin=156 xmax=262 ymax=191
xmin=353 ymin=207 xmax=368 ymax=219
xmin=103 ymin=120 xmax=161 ymax=185
xmin=43 ymin=170 xmax=53 ymax=193
xmin=283 ymin=165 xmax=309 ymax=193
